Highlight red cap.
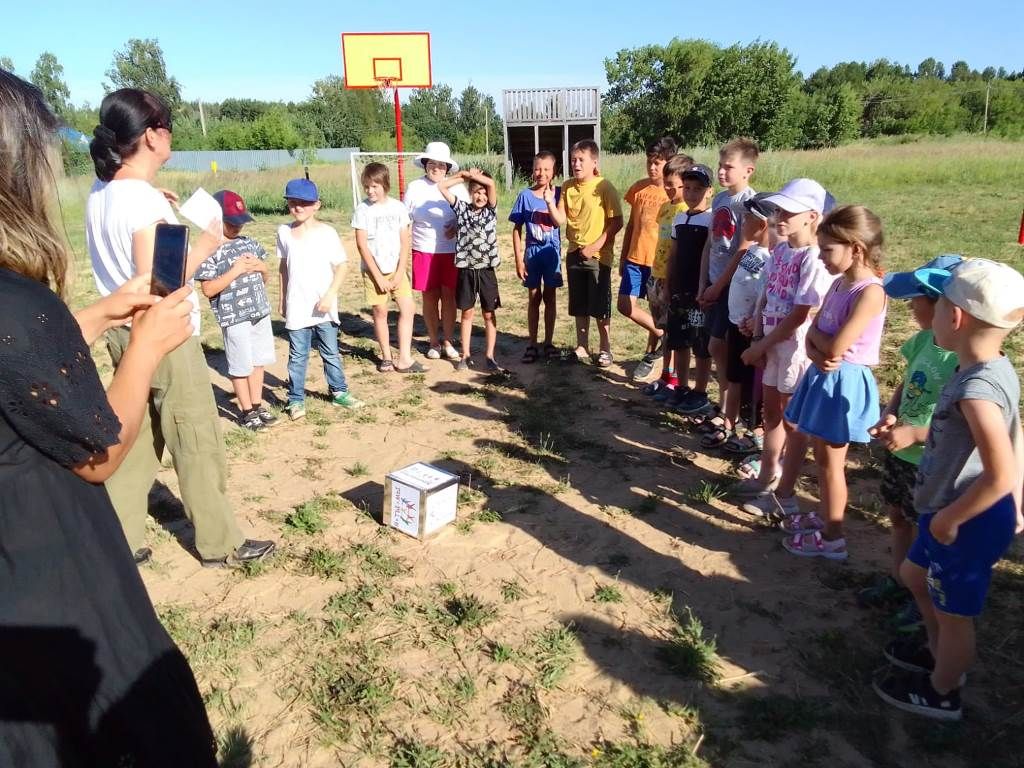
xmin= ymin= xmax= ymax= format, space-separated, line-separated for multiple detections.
xmin=213 ymin=189 xmax=254 ymax=226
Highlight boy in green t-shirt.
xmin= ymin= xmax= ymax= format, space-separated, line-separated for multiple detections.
xmin=863 ymin=255 xmax=962 ymax=622
xmin=552 ymin=139 xmax=623 ymax=366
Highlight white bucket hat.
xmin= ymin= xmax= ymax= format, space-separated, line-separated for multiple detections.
xmin=417 ymin=141 xmax=459 ymax=174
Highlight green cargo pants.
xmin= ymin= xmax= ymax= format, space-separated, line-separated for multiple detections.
xmin=105 ymin=328 xmax=243 ymax=560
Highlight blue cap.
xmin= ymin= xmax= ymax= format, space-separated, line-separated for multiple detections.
xmin=883 ymin=254 xmax=964 ymax=299
xmin=284 ymin=178 xmax=319 ymax=202
xmin=681 ymin=163 xmax=713 ymax=188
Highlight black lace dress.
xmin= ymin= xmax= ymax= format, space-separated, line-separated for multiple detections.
xmin=0 ymin=268 xmax=217 ymax=767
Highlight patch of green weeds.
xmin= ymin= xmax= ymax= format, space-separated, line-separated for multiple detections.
xmin=490 ymin=642 xmax=519 ymax=663
xmin=500 ymin=682 xmax=584 ymax=767
xmin=351 ymin=542 xmax=403 ymax=578
xmin=354 ymin=409 xmax=378 ymax=424
xmin=284 ymin=499 xmax=328 ymax=535
xmin=427 ymin=674 xmax=477 ymax=726
xmin=736 ymin=694 xmax=827 ymax=742
xmin=658 ymin=608 xmax=720 ymax=683
xmin=390 ymin=739 xmax=447 ymax=768
xmin=309 ymin=659 xmax=397 ymax=744
xmin=217 ymin=726 xmax=255 ymax=768
xmin=685 ymin=481 xmax=727 ymax=505
xmin=346 ymin=460 xmax=369 ymax=477
xmin=223 ymin=428 xmax=258 ymax=454
xmin=159 ymin=606 xmax=258 ymax=674
xmin=593 ymin=584 xmax=625 ymax=604
xmin=325 ymin=583 xmax=381 ymax=631
xmin=632 ymin=493 xmax=661 ymax=516
xmin=501 ymin=579 xmax=526 ymax=603
xmin=429 ymin=593 xmax=498 ymax=631
xmin=531 ymin=624 xmax=579 ymax=689
xmin=476 ymin=508 xmax=502 ymax=523
xmin=238 ymin=557 xmax=271 ymax=579
xmin=302 ymin=546 xmax=348 ymax=580
xmin=591 ymin=740 xmax=709 ymax=767
xmin=437 ymin=581 xmax=458 ymax=597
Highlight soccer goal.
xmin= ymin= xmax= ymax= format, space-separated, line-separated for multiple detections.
xmin=349 ymin=151 xmax=423 ymax=208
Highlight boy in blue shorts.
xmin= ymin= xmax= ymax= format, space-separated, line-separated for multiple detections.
xmin=510 ymin=151 xmax=562 ymax=363
xmin=617 ymin=137 xmax=676 ymax=379
xmin=873 ymin=259 xmax=1024 ymax=721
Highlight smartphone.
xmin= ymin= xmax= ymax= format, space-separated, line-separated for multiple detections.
xmin=151 ymin=223 xmax=189 ymax=297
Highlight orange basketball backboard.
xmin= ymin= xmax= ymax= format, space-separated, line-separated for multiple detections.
xmin=341 ymin=32 xmax=432 ymax=88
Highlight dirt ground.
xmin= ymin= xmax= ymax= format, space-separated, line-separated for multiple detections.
xmin=126 ymin=221 xmax=1024 ymax=768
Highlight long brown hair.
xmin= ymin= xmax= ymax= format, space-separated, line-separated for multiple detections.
xmin=818 ymin=204 xmax=885 ymax=275
xmin=0 ymin=69 xmax=70 ymax=297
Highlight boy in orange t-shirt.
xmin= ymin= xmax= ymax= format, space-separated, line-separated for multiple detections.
xmin=617 ymin=137 xmax=676 ymax=379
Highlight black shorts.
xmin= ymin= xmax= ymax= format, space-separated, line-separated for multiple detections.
xmin=726 ymin=322 xmax=754 ymax=385
xmin=704 ymin=286 xmax=731 ymax=340
xmin=881 ymin=452 xmax=919 ymax=523
xmin=666 ymin=294 xmax=710 ymax=358
xmin=456 ymin=267 xmax=501 ymax=312
xmin=566 ymin=250 xmax=612 ymax=319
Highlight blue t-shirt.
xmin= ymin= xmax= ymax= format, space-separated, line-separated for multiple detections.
xmin=509 ymin=188 xmax=561 ymax=253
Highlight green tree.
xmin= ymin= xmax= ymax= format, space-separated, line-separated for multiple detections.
xmin=300 ymin=75 xmax=389 ymax=147
xmin=105 ymin=38 xmax=182 ymax=113
xmin=797 ymin=84 xmax=861 ymax=148
xmin=916 ymin=58 xmax=946 ymax=80
xmin=0 ymin=55 xmax=14 ymax=73
xmin=948 ymin=60 xmax=977 ymax=82
xmin=403 ymin=84 xmax=458 ymax=148
xmin=220 ymin=98 xmax=273 ymax=122
xmin=30 ymin=52 xmax=71 ymax=115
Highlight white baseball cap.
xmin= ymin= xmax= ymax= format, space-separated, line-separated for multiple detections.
xmin=924 ymin=258 xmax=1024 ymax=329
xmin=760 ymin=178 xmax=827 ymax=215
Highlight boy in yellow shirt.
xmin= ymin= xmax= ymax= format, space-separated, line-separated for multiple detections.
xmin=553 ymin=140 xmax=623 ymax=366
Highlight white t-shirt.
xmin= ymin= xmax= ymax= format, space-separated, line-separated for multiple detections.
xmin=404 ymin=177 xmax=469 ymax=254
xmin=277 ymin=222 xmax=348 ymax=330
xmin=761 ymin=242 xmax=833 ymax=333
xmin=708 ymin=187 xmax=755 ymax=284
xmin=85 ymin=178 xmax=201 ymax=335
xmin=350 ymin=197 xmax=410 ymax=274
xmin=728 ymin=245 xmax=769 ymax=325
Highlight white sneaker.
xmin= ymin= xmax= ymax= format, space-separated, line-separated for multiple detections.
xmin=287 ymin=403 xmax=306 ymax=421
xmin=426 ymin=346 xmax=441 ymax=360
xmin=443 ymin=341 xmax=460 ymax=361
xmin=742 ymin=492 xmax=798 ymax=519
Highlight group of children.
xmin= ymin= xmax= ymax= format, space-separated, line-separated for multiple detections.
xmin=191 ymin=137 xmax=1024 ymax=723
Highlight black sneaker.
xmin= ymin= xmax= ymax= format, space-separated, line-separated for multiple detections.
xmin=633 ymin=353 xmax=657 ymax=381
xmin=133 ymin=547 xmax=152 ymax=565
xmin=201 ymin=539 xmax=276 ymax=568
xmin=240 ymin=410 xmax=265 ymax=431
xmin=255 ymin=405 xmax=278 ymax=427
xmin=884 ymin=638 xmax=935 ymax=674
xmin=676 ymin=389 xmax=712 ymax=414
xmin=872 ymin=668 xmax=962 ymax=721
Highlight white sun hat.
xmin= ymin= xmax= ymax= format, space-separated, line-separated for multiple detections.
xmin=760 ymin=178 xmax=827 ymax=215
xmin=417 ymin=141 xmax=459 ymax=173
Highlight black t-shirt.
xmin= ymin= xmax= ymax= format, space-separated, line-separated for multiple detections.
xmin=670 ymin=209 xmax=712 ymax=298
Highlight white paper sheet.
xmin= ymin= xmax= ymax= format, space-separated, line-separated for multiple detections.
xmin=178 ymin=188 xmax=222 ymax=231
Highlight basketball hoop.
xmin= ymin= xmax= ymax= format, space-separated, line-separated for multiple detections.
xmin=341 ymin=32 xmax=432 ymax=199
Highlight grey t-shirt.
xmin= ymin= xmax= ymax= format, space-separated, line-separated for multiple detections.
xmin=708 ymin=187 xmax=755 ymax=284
xmin=194 ymin=236 xmax=271 ymax=328
xmin=914 ymin=356 xmax=1021 ymax=515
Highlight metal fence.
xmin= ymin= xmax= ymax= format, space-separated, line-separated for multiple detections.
xmin=163 ymin=147 xmax=359 ymax=173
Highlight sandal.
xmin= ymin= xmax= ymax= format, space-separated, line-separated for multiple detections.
xmin=544 ymin=343 xmax=560 ymax=361
xmin=377 ymin=359 xmax=395 ymax=373
xmin=780 ymin=513 xmax=825 ymax=534
xmin=700 ymin=426 xmax=730 ymax=449
xmin=696 ymin=414 xmax=726 ymax=435
xmin=395 ymin=360 xmax=427 ymax=374
xmin=737 ymin=457 xmax=761 ymax=480
xmin=522 ymin=345 xmax=539 ymax=364
xmin=782 ymin=531 xmax=848 ymax=560
xmin=724 ymin=432 xmax=762 ymax=454
xmin=595 ymin=350 xmax=613 ymax=368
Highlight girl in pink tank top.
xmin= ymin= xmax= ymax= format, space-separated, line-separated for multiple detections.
xmin=769 ymin=206 xmax=888 ymax=561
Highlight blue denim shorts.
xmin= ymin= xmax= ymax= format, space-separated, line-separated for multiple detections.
xmin=908 ymin=495 xmax=1017 ymax=617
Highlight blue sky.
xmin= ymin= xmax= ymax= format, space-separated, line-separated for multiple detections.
xmin=4 ymin=0 xmax=1020 ymax=112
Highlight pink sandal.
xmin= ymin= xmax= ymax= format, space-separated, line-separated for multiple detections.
xmin=779 ymin=513 xmax=825 ymax=535
xmin=782 ymin=531 xmax=848 ymax=560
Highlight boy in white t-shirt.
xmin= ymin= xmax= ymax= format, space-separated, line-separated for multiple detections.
xmin=351 ymin=163 xmax=425 ymax=374
xmin=277 ymin=178 xmax=363 ymax=420
xmin=716 ymin=195 xmax=771 ymax=452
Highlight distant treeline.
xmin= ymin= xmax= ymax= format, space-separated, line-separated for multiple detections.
xmin=6 ymin=37 xmax=1023 ymax=167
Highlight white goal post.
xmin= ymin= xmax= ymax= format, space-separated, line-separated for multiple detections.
xmin=349 ymin=151 xmax=423 ymax=208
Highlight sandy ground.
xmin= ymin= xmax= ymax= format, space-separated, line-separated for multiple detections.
xmin=126 ymin=226 xmax=1023 ymax=768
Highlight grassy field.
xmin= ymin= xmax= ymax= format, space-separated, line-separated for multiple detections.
xmin=54 ymin=136 xmax=1024 ymax=768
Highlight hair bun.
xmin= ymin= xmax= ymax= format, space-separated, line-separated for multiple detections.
xmin=93 ymin=124 xmax=117 ymax=143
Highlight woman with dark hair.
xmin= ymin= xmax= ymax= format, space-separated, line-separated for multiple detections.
xmin=0 ymin=69 xmax=218 ymax=765
xmin=86 ymin=88 xmax=274 ymax=567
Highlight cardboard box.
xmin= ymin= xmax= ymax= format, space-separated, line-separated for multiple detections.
xmin=384 ymin=462 xmax=459 ymax=539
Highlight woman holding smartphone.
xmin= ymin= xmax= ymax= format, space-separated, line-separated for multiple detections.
xmin=86 ymin=88 xmax=274 ymax=568
xmin=0 ymin=70 xmax=217 ymax=766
